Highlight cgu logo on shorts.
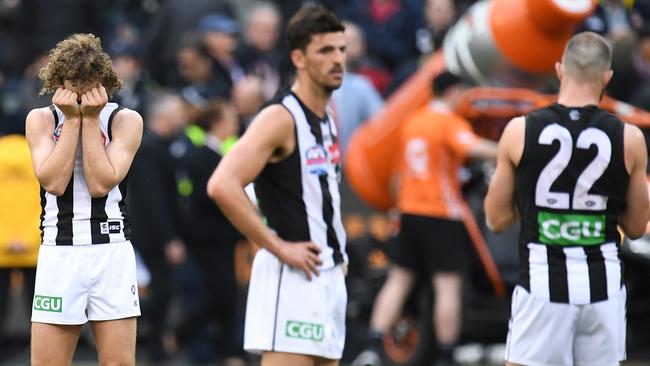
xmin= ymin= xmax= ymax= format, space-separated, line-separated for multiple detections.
xmin=285 ymin=320 xmax=324 ymax=342
xmin=538 ymin=211 xmax=605 ymax=245
xmin=33 ymin=295 xmax=62 ymax=312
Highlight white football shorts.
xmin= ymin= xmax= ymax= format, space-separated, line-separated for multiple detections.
xmin=31 ymin=241 xmax=141 ymax=325
xmin=244 ymin=249 xmax=347 ymax=360
xmin=505 ymin=285 xmax=626 ymax=366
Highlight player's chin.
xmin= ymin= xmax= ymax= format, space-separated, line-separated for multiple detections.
xmin=324 ymin=80 xmax=343 ymax=93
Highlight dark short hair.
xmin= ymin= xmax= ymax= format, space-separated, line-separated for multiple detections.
xmin=286 ymin=4 xmax=344 ymax=51
xmin=433 ymin=71 xmax=463 ymax=95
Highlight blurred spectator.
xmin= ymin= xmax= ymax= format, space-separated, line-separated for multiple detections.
xmin=128 ymin=92 xmax=189 ymax=362
xmin=237 ymin=1 xmax=284 ymax=99
xmin=340 ymin=0 xmax=423 ymax=71
xmin=580 ymin=0 xmax=634 ymax=40
xmin=386 ymin=0 xmax=457 ymax=95
xmin=198 ymin=13 xmax=245 ymax=93
xmin=232 ymin=75 xmax=265 ymax=128
xmin=174 ymin=34 xmax=231 ymax=99
xmin=174 ymin=100 xmax=245 ymax=366
xmin=110 ymin=44 xmax=157 ymax=112
xmin=342 ymin=19 xmax=392 ymax=95
xmin=15 ymin=53 xmax=50 ymax=114
xmin=0 ymin=130 xmax=40 ymax=356
xmin=142 ymin=0 xmax=233 ymax=85
xmin=332 ymin=21 xmax=384 ymax=153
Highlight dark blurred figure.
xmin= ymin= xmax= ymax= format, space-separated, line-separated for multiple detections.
xmin=17 ymin=0 xmax=105 ymax=70
xmin=340 ymin=0 xmax=423 ymax=71
xmin=236 ymin=1 xmax=284 ymax=99
xmin=142 ymin=0 xmax=233 ymax=85
xmin=198 ymin=13 xmax=245 ymax=95
xmin=15 ymin=53 xmax=51 ymax=114
xmin=111 ymin=44 xmax=157 ymax=113
xmin=128 ymin=92 xmax=189 ymax=363
xmin=175 ymin=100 xmax=246 ymax=366
xmin=580 ymin=0 xmax=635 ymax=40
xmin=608 ymin=26 xmax=650 ymax=109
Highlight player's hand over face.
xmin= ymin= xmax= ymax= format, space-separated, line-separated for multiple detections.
xmin=278 ymin=241 xmax=322 ymax=280
xmin=80 ymin=85 xmax=108 ymax=119
xmin=52 ymin=87 xmax=80 ymax=120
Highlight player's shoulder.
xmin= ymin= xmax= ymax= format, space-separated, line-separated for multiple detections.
xmin=26 ymin=106 xmax=56 ymax=127
xmin=111 ymin=105 xmax=143 ymax=126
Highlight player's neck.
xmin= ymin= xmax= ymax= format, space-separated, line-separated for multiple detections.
xmin=557 ymin=81 xmax=602 ymax=108
xmin=291 ymin=79 xmax=331 ymax=119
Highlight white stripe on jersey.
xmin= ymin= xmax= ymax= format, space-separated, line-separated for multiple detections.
xmin=564 ymin=246 xmax=591 ymax=304
xmin=106 ymin=186 xmax=127 ymax=243
xmin=528 ymin=243 xmax=550 ymax=301
xmin=72 ymin=155 xmax=92 ymax=245
xmin=601 ymin=243 xmax=622 ymax=299
xmin=42 ymin=193 xmax=59 ymax=244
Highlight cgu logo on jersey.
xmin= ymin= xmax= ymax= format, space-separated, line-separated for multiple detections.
xmin=33 ymin=295 xmax=62 ymax=312
xmin=285 ymin=320 xmax=324 ymax=342
xmin=538 ymin=211 xmax=606 ymax=245
xmin=306 ymin=144 xmax=329 ymax=176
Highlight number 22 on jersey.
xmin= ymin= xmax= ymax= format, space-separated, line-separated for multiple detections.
xmin=535 ymin=124 xmax=611 ymax=211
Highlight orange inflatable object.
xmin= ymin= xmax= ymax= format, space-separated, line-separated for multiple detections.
xmin=491 ymin=0 xmax=596 ymax=74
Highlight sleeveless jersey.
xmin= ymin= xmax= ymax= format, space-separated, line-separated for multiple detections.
xmin=515 ymin=103 xmax=628 ymax=304
xmin=254 ymin=91 xmax=347 ymax=269
xmin=40 ymin=103 xmax=131 ymax=245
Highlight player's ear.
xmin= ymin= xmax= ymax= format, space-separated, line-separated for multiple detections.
xmin=555 ymin=62 xmax=563 ymax=82
xmin=603 ymin=69 xmax=613 ymax=86
xmin=291 ymin=49 xmax=306 ymax=70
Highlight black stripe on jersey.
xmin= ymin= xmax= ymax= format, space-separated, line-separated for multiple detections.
xmin=118 ymin=174 xmax=131 ymax=239
xmin=107 ymin=105 xmax=124 ymax=141
xmin=308 ymin=119 xmax=343 ymax=265
xmin=55 ymin=180 xmax=74 ymax=245
xmin=39 ymin=188 xmax=46 ymax=243
xmin=585 ymin=246 xmax=608 ymax=302
xmin=519 ymin=242 xmax=531 ymax=292
xmin=90 ymin=196 xmax=110 ymax=244
xmin=547 ymin=246 xmax=569 ymax=302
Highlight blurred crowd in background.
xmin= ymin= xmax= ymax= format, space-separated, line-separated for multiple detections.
xmin=2 ymin=0 xmax=650 ymax=365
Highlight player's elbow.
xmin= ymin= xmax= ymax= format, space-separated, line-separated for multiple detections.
xmin=486 ymin=215 xmax=510 ymax=233
xmin=86 ymin=181 xmax=114 ymax=198
xmin=207 ymin=173 xmax=227 ymax=204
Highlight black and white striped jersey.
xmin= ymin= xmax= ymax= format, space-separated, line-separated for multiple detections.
xmin=254 ymin=91 xmax=347 ymax=269
xmin=515 ymin=103 xmax=628 ymax=304
xmin=40 ymin=103 xmax=131 ymax=245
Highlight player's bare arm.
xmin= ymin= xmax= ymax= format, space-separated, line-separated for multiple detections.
xmin=620 ymin=123 xmax=650 ymax=239
xmin=208 ymin=105 xmax=323 ymax=279
xmin=484 ymin=116 xmax=525 ymax=232
xmin=80 ymin=85 xmax=143 ymax=198
xmin=25 ymin=87 xmax=81 ymax=196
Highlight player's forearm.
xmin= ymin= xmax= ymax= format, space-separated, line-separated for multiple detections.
xmin=81 ymin=117 xmax=119 ymax=197
xmin=36 ymin=118 xmax=80 ymax=196
xmin=208 ymin=178 xmax=283 ymax=256
xmin=484 ymin=198 xmax=517 ymax=232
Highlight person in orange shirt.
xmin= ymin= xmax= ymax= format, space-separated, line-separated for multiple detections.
xmin=353 ymin=72 xmax=497 ymax=366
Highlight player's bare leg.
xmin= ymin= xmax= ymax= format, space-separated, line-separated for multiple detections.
xmin=261 ymin=351 xmax=316 ymax=366
xmin=316 ymin=356 xmax=340 ymax=366
xmin=90 ymin=317 xmax=137 ymax=366
xmin=31 ymin=323 xmax=82 ymax=366
xmin=370 ymin=266 xmax=417 ymax=331
xmin=432 ymin=272 xmax=462 ymax=343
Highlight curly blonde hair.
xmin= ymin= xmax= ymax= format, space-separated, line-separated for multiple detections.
xmin=39 ymin=33 xmax=122 ymax=96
